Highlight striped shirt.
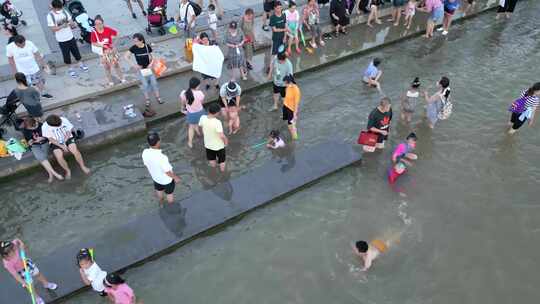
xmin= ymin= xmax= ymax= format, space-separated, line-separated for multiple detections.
xmin=521 ymin=90 xmax=540 ymax=108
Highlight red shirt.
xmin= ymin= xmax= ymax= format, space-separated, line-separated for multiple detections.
xmin=91 ymin=26 xmax=118 ymax=49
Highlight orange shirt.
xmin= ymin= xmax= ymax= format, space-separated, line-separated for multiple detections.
xmin=284 ymin=85 xmax=301 ymax=112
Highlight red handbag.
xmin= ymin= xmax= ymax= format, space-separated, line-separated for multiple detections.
xmin=357 ymin=131 xmax=378 ymax=146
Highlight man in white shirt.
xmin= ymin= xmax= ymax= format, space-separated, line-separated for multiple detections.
xmin=177 ymin=0 xmax=197 ymax=38
xmin=47 ymin=0 xmax=88 ymax=78
xmin=142 ymin=132 xmax=181 ymax=206
xmin=42 ymin=114 xmax=90 ymax=179
xmin=7 ymin=35 xmax=52 ymax=98
xmin=199 ymin=104 xmax=228 ymax=172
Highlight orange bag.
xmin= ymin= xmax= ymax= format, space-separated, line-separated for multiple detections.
xmin=184 ymin=38 xmax=194 ymax=63
xmin=152 ymin=58 xmax=167 ymax=77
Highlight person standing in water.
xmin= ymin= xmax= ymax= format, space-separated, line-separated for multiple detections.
xmin=282 ymin=74 xmax=301 ymax=140
xmin=268 ymin=52 xmax=293 ymax=111
xmin=400 ymin=77 xmax=421 ymax=124
xmin=424 ymin=76 xmax=450 ymax=129
xmin=497 ymin=0 xmax=518 ymax=19
xmin=142 ymin=132 xmax=182 ymax=206
xmin=507 ymin=82 xmax=540 ymax=135
xmin=363 ymin=97 xmax=393 ymax=152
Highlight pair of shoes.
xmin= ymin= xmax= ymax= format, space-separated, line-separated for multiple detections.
xmin=442 ymin=30 xmax=449 ymax=36
xmin=79 ymin=63 xmax=89 ymax=72
xmin=436 ymin=27 xmax=444 ymax=32
xmin=42 ymin=93 xmax=53 ymax=99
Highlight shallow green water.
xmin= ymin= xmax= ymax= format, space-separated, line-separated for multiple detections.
xmin=52 ymin=3 xmax=540 ymax=304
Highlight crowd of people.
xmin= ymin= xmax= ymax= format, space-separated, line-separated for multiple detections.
xmin=1 ymin=0 xmax=538 ymax=302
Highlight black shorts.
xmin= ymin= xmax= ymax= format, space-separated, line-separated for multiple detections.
xmin=263 ymin=1 xmax=275 ymax=13
xmin=273 ymin=83 xmax=286 ymax=97
xmin=50 ymin=137 xmax=76 ymax=151
xmin=206 ymin=148 xmax=226 ymax=163
xmin=510 ymin=112 xmax=526 ymax=130
xmin=282 ymin=105 xmax=295 ymax=125
xmin=154 ymin=180 xmax=175 ymax=194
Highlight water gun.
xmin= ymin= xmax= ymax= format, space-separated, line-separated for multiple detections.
xmin=299 ymin=25 xmax=313 ymax=54
xmin=19 ymin=249 xmax=37 ymax=304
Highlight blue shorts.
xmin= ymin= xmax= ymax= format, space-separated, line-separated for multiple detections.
xmin=186 ymin=109 xmax=205 ymax=125
xmin=431 ymin=6 xmax=444 ymax=22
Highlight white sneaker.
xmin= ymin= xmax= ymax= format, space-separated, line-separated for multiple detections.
xmin=442 ymin=30 xmax=448 ymax=35
xmin=46 ymin=282 xmax=58 ymax=290
xmin=436 ymin=27 xmax=444 ymax=32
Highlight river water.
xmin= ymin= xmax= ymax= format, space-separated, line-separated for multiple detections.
xmin=3 ymin=2 xmax=540 ymax=303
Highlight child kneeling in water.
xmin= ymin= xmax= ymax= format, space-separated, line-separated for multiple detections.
xmin=267 ymin=130 xmax=286 ymax=149
xmin=388 ymin=132 xmax=418 ymax=184
xmin=1 ymin=239 xmax=58 ymax=304
xmin=77 ymin=248 xmax=108 ymax=297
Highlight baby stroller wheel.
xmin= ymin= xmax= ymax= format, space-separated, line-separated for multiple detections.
xmin=158 ymin=27 xmax=166 ymax=36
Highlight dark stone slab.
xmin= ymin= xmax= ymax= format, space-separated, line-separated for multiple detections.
xmin=0 ymin=140 xmax=361 ymax=303
xmin=0 ymin=101 xmax=145 ymax=179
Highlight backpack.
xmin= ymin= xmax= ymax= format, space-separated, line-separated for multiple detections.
xmin=508 ymin=96 xmax=527 ymax=114
xmin=48 ymin=9 xmax=70 ymax=27
xmin=189 ymin=1 xmax=202 ymax=16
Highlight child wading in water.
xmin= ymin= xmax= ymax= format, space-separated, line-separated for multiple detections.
xmin=400 ymin=77 xmax=421 ymax=124
xmin=1 ymin=239 xmax=58 ymax=304
xmin=77 ymin=248 xmax=108 ymax=297
xmin=104 ymin=272 xmax=139 ymax=304
xmin=388 ymin=132 xmax=418 ymax=184
xmin=267 ymin=130 xmax=286 ymax=149
xmin=285 ymin=1 xmax=301 ymax=55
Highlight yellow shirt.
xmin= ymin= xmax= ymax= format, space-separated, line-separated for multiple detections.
xmin=284 ymin=85 xmax=301 ymax=112
xmin=199 ymin=115 xmax=225 ymax=151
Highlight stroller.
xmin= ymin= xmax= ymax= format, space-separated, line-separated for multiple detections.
xmin=146 ymin=0 xmax=168 ymax=36
xmin=0 ymin=90 xmax=20 ymax=136
xmin=0 ymin=0 xmax=26 ymax=27
xmin=66 ymin=0 xmax=94 ymax=44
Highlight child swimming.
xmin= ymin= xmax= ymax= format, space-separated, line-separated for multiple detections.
xmin=352 ymin=239 xmax=389 ymax=271
xmin=267 ymin=130 xmax=286 ymax=149
xmin=1 ymin=239 xmax=58 ymax=304
xmin=77 ymin=248 xmax=108 ymax=297
xmin=389 ymin=133 xmax=418 ymax=184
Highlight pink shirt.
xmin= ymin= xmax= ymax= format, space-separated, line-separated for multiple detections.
xmin=180 ymin=90 xmax=205 ymax=113
xmin=425 ymin=0 xmax=442 ymax=11
xmin=2 ymin=240 xmax=23 ymax=278
xmin=105 ymin=283 xmax=135 ymax=304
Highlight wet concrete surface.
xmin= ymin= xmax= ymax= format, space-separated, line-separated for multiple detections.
xmin=0 ymin=140 xmax=361 ymax=303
